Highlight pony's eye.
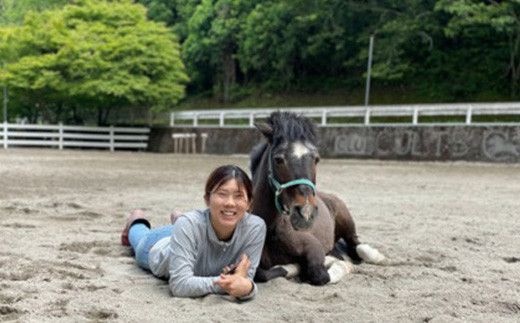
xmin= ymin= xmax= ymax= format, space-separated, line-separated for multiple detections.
xmin=274 ymin=156 xmax=285 ymax=165
xmin=315 ymin=156 xmax=321 ymax=164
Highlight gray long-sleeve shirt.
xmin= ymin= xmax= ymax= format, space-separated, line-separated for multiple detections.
xmin=148 ymin=209 xmax=266 ymax=300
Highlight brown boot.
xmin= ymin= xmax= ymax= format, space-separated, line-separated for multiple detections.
xmin=121 ymin=210 xmax=151 ymax=246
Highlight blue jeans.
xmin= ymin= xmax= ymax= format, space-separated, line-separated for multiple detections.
xmin=128 ymin=223 xmax=174 ymax=270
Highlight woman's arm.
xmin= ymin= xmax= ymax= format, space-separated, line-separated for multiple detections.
xmin=241 ymin=218 xmax=267 ymax=281
xmin=234 ymin=218 xmax=267 ymax=300
xmin=167 ymin=216 xmax=223 ymax=297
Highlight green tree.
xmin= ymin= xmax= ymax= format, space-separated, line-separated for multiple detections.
xmin=0 ymin=0 xmax=69 ymax=26
xmin=0 ymin=0 xmax=188 ymax=125
xmin=344 ymin=1 xmax=440 ymax=81
xmin=180 ymin=0 xmax=259 ymax=103
xmin=238 ymin=0 xmax=353 ymax=89
xmin=78 ymin=0 xmax=518 ymax=104
xmin=436 ymin=0 xmax=520 ymax=96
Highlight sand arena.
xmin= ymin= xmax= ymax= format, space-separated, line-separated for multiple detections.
xmin=0 ymin=149 xmax=519 ymax=322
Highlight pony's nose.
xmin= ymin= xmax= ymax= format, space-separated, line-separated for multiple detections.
xmin=294 ymin=199 xmax=316 ymax=221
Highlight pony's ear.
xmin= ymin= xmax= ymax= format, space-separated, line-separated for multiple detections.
xmin=255 ymin=122 xmax=273 ymax=142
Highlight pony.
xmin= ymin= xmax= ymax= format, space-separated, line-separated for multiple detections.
xmin=250 ymin=111 xmax=386 ymax=285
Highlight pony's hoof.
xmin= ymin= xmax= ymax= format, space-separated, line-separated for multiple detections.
xmin=307 ymin=265 xmax=330 ymax=286
xmin=356 ymin=244 xmax=388 ymax=265
xmin=328 ymin=260 xmax=354 ymax=284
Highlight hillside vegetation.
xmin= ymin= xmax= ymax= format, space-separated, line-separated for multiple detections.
xmin=1 ymin=0 xmax=518 ymax=125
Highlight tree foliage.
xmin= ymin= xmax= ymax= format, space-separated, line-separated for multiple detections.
xmin=436 ymin=0 xmax=520 ymax=95
xmin=2 ymin=0 xmax=520 ymax=123
xmin=136 ymin=0 xmax=518 ymax=103
xmin=0 ymin=0 xmax=187 ymax=125
xmin=0 ymin=0 xmax=70 ymax=26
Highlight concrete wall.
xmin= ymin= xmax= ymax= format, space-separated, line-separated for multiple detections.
xmin=148 ymin=125 xmax=520 ymax=163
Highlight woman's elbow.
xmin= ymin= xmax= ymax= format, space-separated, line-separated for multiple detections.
xmin=168 ymin=281 xmax=208 ymax=298
xmin=169 ymin=282 xmax=191 ymax=298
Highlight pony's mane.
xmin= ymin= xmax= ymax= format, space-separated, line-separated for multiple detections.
xmin=268 ymin=111 xmax=318 ymax=146
xmin=249 ymin=142 xmax=268 ymax=176
xmin=249 ymin=112 xmax=318 ymax=176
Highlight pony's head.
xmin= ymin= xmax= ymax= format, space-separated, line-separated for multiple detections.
xmin=255 ymin=112 xmax=320 ymax=231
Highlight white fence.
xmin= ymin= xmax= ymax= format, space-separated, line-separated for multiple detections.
xmin=0 ymin=123 xmax=149 ymax=151
xmin=170 ymin=102 xmax=520 ymax=127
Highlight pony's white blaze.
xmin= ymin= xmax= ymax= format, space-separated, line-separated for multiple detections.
xmin=292 ymin=141 xmax=312 ymax=159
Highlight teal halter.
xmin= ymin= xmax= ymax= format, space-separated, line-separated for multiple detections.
xmin=267 ymin=147 xmax=317 ymax=215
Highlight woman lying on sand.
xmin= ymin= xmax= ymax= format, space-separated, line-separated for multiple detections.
xmin=121 ymin=165 xmax=266 ymax=300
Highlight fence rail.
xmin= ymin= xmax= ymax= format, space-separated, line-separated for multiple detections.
xmin=170 ymin=102 xmax=520 ymax=127
xmin=0 ymin=123 xmax=149 ymax=151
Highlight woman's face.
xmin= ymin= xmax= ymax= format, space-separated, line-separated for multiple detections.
xmin=206 ymin=178 xmax=250 ymax=236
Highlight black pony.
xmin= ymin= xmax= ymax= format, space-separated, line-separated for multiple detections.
xmin=251 ymin=112 xmax=386 ymax=285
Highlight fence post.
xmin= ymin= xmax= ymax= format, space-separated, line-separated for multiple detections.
xmin=201 ymin=133 xmax=208 ymax=154
xmin=194 ymin=113 xmax=198 ymax=127
xmin=364 ymin=108 xmax=371 ymax=126
xmin=2 ymin=122 xmax=7 ymax=149
xmin=465 ymin=106 xmax=473 ymax=125
xmin=59 ymin=123 xmax=64 ymax=150
xmin=249 ymin=113 xmax=255 ymax=127
xmin=109 ymin=126 xmax=115 ymax=152
xmin=412 ymin=106 xmax=419 ymax=125
xmin=219 ymin=112 xmax=225 ymax=127
xmin=170 ymin=113 xmax=175 ymax=127
xmin=172 ymin=133 xmax=180 ymax=153
xmin=321 ymin=110 xmax=327 ymax=126
xmin=4 ymin=122 xmax=7 ymax=149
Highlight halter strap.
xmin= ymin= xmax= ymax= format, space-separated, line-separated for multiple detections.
xmin=267 ymin=147 xmax=316 ymax=215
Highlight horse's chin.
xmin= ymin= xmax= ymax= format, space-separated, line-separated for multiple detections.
xmin=289 ymin=208 xmax=318 ymax=231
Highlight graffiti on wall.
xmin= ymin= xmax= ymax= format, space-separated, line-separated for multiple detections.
xmin=333 ymin=128 xmax=520 ymax=162
xmin=482 ymin=130 xmax=520 ymax=162
xmin=334 ymin=129 xmax=457 ymax=158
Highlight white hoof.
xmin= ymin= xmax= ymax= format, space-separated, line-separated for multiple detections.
xmin=328 ymin=260 xmax=354 ymax=284
xmin=356 ymin=244 xmax=388 ymax=265
xmin=274 ymin=255 xmax=357 ymax=283
xmin=324 ymin=255 xmax=337 ymax=268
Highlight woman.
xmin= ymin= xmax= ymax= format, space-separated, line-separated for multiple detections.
xmin=121 ymin=165 xmax=266 ymax=300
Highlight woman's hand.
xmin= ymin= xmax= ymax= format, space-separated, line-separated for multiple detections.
xmin=215 ymin=254 xmax=253 ymax=297
xmin=233 ymin=254 xmax=251 ymax=278
xmin=214 ymin=275 xmax=253 ymax=297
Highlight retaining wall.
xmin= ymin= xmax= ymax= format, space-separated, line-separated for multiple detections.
xmin=148 ymin=125 xmax=520 ymax=163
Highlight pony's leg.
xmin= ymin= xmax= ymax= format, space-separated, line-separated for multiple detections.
xmin=324 ymin=256 xmax=354 ymax=284
xmin=355 ymin=244 xmax=387 ymax=264
xmin=337 ymin=210 xmax=388 ymax=265
xmin=258 ymin=250 xmax=329 ymax=285
xmin=254 ymin=247 xmax=295 ymax=282
xmin=335 ymin=210 xmax=363 ymax=262
xmin=299 ymin=243 xmax=330 ymax=285
xmin=320 ymin=192 xmax=362 ymax=261
xmin=254 ymin=267 xmax=289 ymax=282
xmin=261 ymin=257 xmax=353 ymax=284
xmin=321 ymin=192 xmax=388 ymax=265
xmin=337 ymin=209 xmax=387 ymax=265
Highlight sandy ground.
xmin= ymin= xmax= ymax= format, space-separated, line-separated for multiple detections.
xmin=0 ymin=148 xmax=519 ymax=323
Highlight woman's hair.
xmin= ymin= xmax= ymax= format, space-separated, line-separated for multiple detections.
xmin=205 ymin=165 xmax=253 ymax=202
